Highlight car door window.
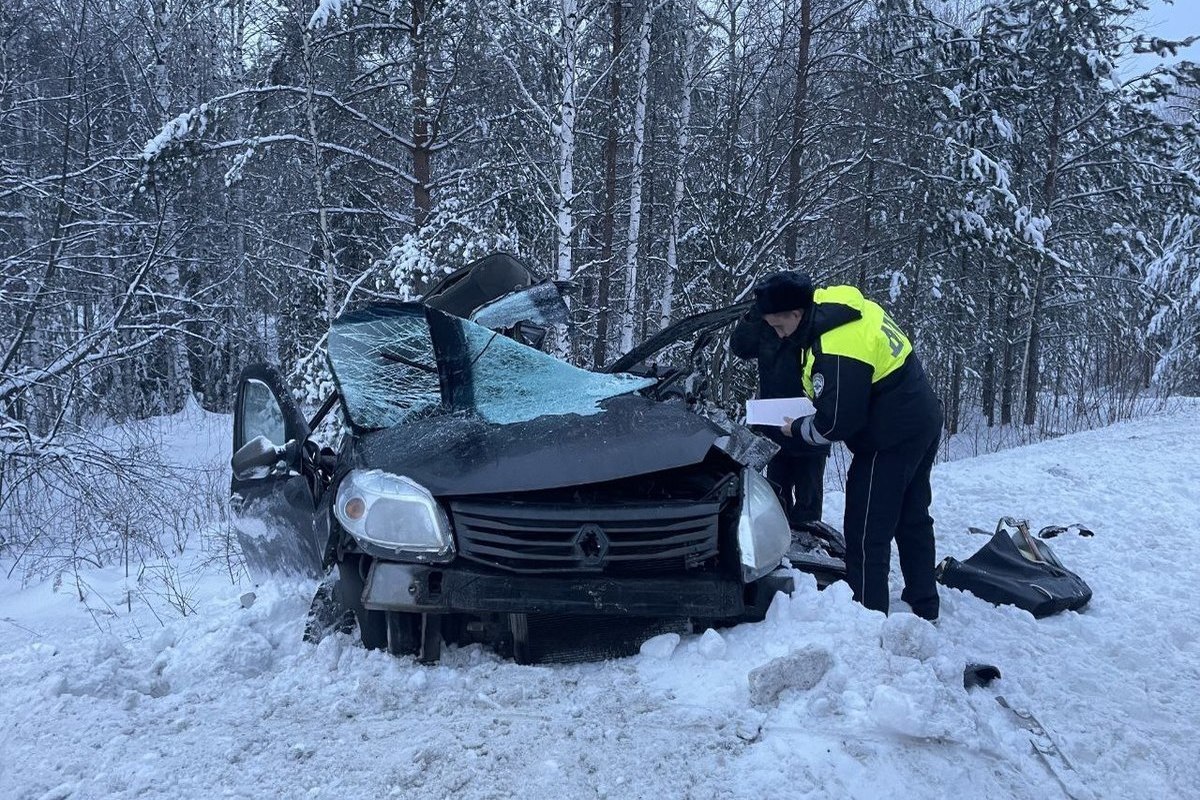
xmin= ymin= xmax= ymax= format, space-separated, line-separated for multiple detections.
xmin=239 ymin=379 xmax=287 ymax=447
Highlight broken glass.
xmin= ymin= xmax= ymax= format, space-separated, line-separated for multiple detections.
xmin=327 ymin=303 xmax=657 ymax=430
xmin=327 ymin=306 xmax=441 ymax=430
xmin=469 ymin=282 xmax=570 ymax=331
xmin=451 ymin=318 xmax=655 ymax=425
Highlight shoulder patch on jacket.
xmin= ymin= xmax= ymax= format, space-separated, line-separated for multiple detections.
xmin=812 ymin=372 xmax=825 ymax=397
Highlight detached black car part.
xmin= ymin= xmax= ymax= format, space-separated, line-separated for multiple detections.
xmin=230 ymin=254 xmax=844 ymax=663
xmin=936 ymin=518 xmax=1092 ymax=618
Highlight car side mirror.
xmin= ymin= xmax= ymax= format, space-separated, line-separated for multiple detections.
xmin=231 ymin=435 xmax=298 ymax=481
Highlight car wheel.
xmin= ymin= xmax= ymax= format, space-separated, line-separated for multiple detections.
xmin=386 ymin=611 xmax=421 ymax=656
xmin=509 ymin=613 xmax=531 ymax=665
xmin=302 ymin=577 xmax=355 ymax=644
xmin=357 ymin=608 xmax=388 ymax=650
xmin=334 ymin=556 xmax=387 ymax=650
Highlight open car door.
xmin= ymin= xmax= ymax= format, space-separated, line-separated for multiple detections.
xmin=229 ymin=364 xmax=326 ymax=580
xmin=604 ymin=302 xmax=753 ymax=374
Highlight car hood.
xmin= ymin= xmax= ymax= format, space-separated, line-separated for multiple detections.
xmin=352 ymin=394 xmax=728 ymax=496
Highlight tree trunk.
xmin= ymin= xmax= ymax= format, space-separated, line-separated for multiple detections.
xmin=948 ymin=350 xmax=963 ymax=435
xmin=1001 ymin=296 xmax=1016 ymax=426
xmin=411 ymin=0 xmax=432 ymax=228
xmin=783 ymin=0 xmax=812 ymax=266
xmin=981 ymin=285 xmax=996 ymax=427
xmin=301 ymin=27 xmax=336 ymax=323
xmin=857 ymin=159 xmax=875 ymax=288
xmin=1022 ymin=94 xmax=1062 ymax=427
xmin=661 ymin=0 xmax=698 ymax=330
xmin=593 ymin=0 xmax=623 ymax=367
xmin=151 ymin=0 xmax=171 ymax=114
xmin=619 ymin=3 xmax=652 ymax=354
xmin=1022 ymin=272 xmax=1045 ymax=427
xmin=555 ymin=0 xmax=580 ymax=286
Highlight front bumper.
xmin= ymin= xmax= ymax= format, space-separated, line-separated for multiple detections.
xmin=361 ymin=561 xmax=792 ymax=619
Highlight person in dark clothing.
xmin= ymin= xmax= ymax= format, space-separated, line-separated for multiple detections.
xmin=753 ymin=271 xmax=943 ymax=620
xmin=730 ymin=313 xmax=830 ymax=525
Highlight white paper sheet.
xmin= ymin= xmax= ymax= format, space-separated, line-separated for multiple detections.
xmin=745 ymin=397 xmax=816 ymax=427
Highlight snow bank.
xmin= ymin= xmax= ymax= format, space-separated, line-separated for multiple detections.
xmin=1 ymin=402 xmax=1198 ymax=799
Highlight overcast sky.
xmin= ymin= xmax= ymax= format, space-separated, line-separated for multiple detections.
xmin=1124 ymin=0 xmax=1200 ymax=75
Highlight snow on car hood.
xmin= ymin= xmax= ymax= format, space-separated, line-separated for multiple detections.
xmin=326 ymin=303 xmax=656 ymax=430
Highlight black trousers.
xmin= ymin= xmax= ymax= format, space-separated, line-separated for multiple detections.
xmin=842 ymin=426 xmax=941 ymax=619
xmin=766 ymin=451 xmax=827 ymax=526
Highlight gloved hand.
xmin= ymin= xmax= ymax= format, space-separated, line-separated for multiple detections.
xmin=782 ymin=415 xmax=824 ymax=446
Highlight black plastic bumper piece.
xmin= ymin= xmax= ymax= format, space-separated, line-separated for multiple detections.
xmin=362 ymin=561 xmax=793 ymax=619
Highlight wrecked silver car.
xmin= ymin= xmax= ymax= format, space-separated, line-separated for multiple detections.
xmin=230 ymin=254 xmax=843 ymax=663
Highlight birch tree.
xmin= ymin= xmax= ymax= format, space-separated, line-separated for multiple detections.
xmin=659 ymin=0 xmax=701 ymax=329
xmin=619 ymin=3 xmax=656 ymax=354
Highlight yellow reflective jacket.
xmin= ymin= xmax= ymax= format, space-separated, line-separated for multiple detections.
xmin=794 ymin=286 xmax=941 ymax=452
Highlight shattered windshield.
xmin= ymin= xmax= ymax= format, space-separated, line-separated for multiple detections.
xmin=452 ymin=321 xmax=655 ymax=425
xmin=327 ymin=305 xmax=442 ymax=430
xmin=328 ymin=303 xmax=655 ymax=429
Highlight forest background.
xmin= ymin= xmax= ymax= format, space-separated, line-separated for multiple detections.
xmin=2 ymin=0 xmax=1199 ymax=576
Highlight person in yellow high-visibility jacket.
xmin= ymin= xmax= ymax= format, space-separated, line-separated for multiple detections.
xmin=753 ymin=271 xmax=943 ymax=621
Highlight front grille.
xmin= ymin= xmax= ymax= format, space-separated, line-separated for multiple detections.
xmin=448 ymin=499 xmax=722 ymax=575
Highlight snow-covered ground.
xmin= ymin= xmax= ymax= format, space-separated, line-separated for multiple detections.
xmin=1 ymin=402 xmax=1198 ymax=800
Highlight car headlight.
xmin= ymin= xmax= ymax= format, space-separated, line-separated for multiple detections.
xmin=334 ymin=469 xmax=454 ymax=562
xmin=737 ymin=469 xmax=791 ymax=583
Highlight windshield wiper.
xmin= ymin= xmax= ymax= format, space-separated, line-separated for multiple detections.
xmin=379 ymin=350 xmax=438 ymax=373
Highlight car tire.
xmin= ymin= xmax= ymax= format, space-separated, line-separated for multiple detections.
xmin=386 ymin=611 xmax=421 ymax=656
xmin=334 ymin=556 xmax=387 ymax=650
xmin=303 ymin=577 xmax=356 ymax=644
xmin=357 ymin=608 xmax=388 ymax=650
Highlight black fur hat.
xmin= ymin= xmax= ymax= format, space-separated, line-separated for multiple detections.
xmin=754 ymin=272 xmax=814 ymax=314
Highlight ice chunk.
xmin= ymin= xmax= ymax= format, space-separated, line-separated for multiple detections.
xmin=639 ymin=633 xmax=681 ymax=659
xmin=879 ymin=614 xmax=938 ymax=661
xmin=747 ymin=645 xmax=833 ymax=706
xmin=697 ymin=628 xmax=727 ymax=660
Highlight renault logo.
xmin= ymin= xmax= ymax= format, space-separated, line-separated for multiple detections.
xmin=573 ymin=523 xmax=609 ymax=567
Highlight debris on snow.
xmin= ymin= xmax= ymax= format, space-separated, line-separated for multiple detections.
xmin=747 ymin=645 xmax=833 ymax=706
xmin=638 ymin=632 xmax=680 ymax=660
